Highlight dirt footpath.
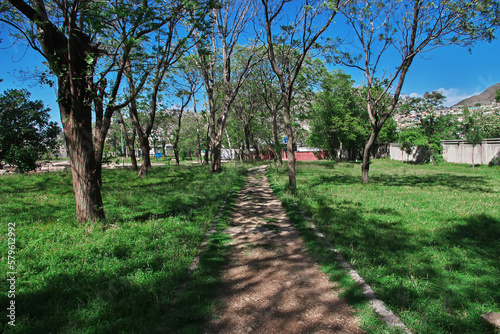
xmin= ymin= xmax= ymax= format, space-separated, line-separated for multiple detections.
xmin=204 ymin=166 xmax=360 ymax=334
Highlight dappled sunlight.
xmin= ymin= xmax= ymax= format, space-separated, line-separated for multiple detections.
xmin=205 ymin=166 xmax=360 ymax=333
xmin=267 ymin=160 xmax=500 ymax=333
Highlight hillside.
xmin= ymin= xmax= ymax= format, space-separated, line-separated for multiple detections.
xmin=455 ymin=82 xmax=500 ymax=106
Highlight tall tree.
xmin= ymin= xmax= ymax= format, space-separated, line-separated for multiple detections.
xmin=1 ymin=0 xmax=143 ymax=221
xmin=194 ymin=0 xmax=262 ymax=173
xmin=169 ymin=56 xmax=203 ymax=164
xmin=335 ymin=0 xmax=500 ymax=184
xmin=124 ymin=3 xmax=208 ymax=176
xmin=261 ymin=0 xmax=342 ymax=189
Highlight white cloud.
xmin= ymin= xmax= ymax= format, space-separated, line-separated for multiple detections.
xmin=435 ymin=87 xmax=474 ymax=107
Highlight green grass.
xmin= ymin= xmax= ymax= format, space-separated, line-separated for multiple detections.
xmin=0 ymin=164 xmax=247 ymax=333
xmin=267 ymin=159 xmax=500 ymax=334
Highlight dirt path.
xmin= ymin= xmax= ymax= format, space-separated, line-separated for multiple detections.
xmin=204 ymin=166 xmax=360 ymax=334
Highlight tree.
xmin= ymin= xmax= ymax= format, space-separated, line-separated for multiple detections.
xmin=480 ymin=111 xmax=500 ymax=138
xmin=398 ymin=127 xmax=428 ymax=163
xmin=496 ymin=89 xmax=500 ymax=103
xmin=334 ymin=0 xmax=500 ymax=184
xmin=401 ymin=91 xmax=447 ymax=163
xmin=168 ymin=56 xmax=203 ymax=165
xmin=2 ymin=0 xmax=113 ymax=220
xmin=116 ymin=110 xmax=139 ymax=171
xmin=194 ymin=1 xmax=261 ymax=173
xmin=261 ymin=0 xmax=342 ymax=189
xmin=253 ymin=55 xmax=285 ymax=165
xmin=1 ymin=0 xmax=198 ymax=221
xmin=0 ymin=89 xmax=60 ymax=172
xmin=308 ymin=70 xmax=367 ymax=160
xmin=463 ymin=106 xmax=486 ymax=168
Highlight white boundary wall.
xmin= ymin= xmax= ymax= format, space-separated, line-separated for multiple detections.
xmin=390 ymin=138 xmax=500 ymax=165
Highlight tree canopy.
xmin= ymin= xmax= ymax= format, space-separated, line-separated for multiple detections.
xmin=0 ymin=89 xmax=60 ymax=172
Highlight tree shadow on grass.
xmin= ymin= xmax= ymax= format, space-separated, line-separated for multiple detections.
xmin=0 ymin=263 xmax=190 ymax=334
xmin=371 ymin=173 xmax=492 ymax=193
xmin=0 ymin=165 xmax=247 ymax=334
xmin=300 ymin=193 xmax=499 ymax=333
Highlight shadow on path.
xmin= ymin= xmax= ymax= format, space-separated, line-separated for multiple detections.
xmin=204 ymin=166 xmax=360 ymax=334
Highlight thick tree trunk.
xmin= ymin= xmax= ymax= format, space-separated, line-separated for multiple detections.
xmin=61 ymin=102 xmax=105 ymax=222
xmin=138 ymin=134 xmax=151 ymax=177
xmin=211 ymin=140 xmax=222 ymax=173
xmin=211 ymin=115 xmax=227 ymax=173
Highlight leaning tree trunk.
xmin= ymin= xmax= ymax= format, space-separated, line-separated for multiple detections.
xmin=361 ymin=128 xmax=380 ymax=185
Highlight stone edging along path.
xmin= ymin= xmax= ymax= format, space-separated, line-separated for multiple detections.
xmin=293 ymin=204 xmax=412 ymax=334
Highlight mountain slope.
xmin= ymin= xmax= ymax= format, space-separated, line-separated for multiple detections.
xmin=455 ymin=82 xmax=500 ymax=106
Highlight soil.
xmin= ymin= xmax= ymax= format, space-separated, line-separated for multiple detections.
xmin=204 ymin=166 xmax=361 ymax=334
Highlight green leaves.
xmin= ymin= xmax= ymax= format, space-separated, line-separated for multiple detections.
xmin=0 ymin=89 xmax=61 ymax=172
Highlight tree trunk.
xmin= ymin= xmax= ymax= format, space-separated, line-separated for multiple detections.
xmin=283 ymin=101 xmax=296 ymax=189
xmin=138 ymin=134 xmax=151 ymax=177
xmin=61 ymin=102 xmax=105 ymax=222
xmin=211 ymin=115 xmax=227 ymax=173
xmin=211 ymin=140 xmax=222 ymax=173
xmin=272 ymin=110 xmax=283 ymax=166
xmin=194 ymin=100 xmax=202 ymax=164
xmin=225 ymin=130 xmax=233 ymax=160
xmin=472 ymin=145 xmax=475 ymax=169
xmin=174 ymin=148 xmax=180 ymax=165
xmin=118 ymin=111 xmax=138 ymax=172
xmin=361 ymin=128 xmax=380 ymax=184
xmin=244 ymin=124 xmax=251 ymax=161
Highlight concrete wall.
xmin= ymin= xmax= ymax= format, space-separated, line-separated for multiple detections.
xmin=390 ymin=138 xmax=500 ymax=165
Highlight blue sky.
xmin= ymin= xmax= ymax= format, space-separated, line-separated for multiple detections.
xmin=1 ymin=20 xmax=500 ymax=126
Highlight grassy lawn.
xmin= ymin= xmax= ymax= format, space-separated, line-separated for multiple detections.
xmin=0 ymin=164 xmax=247 ymax=333
xmin=267 ymin=159 xmax=500 ymax=334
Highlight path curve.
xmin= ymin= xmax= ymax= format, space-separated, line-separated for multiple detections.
xmin=204 ymin=166 xmax=360 ymax=334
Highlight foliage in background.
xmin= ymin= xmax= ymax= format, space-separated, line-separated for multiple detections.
xmin=0 ymin=89 xmax=60 ymax=172
xmin=307 ymin=70 xmax=367 ymax=160
xmin=398 ymin=91 xmax=450 ymax=163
